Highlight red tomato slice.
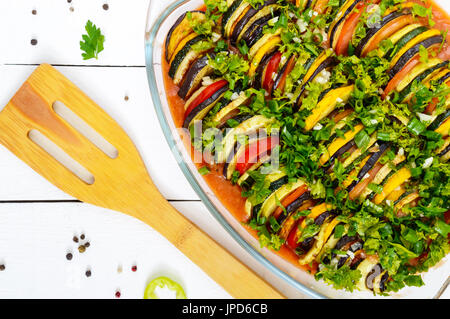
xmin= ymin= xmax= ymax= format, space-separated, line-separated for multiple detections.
xmin=235 ymin=136 xmax=279 ymax=175
xmin=335 ymin=1 xmax=367 ymax=56
xmin=274 ymin=56 xmax=296 ymax=94
xmin=383 ymin=54 xmax=421 ymax=98
xmin=263 ymin=52 xmax=282 ymax=94
xmin=287 ymin=219 xmax=303 ymax=250
xmin=361 ymin=14 xmax=415 ymax=57
xmin=272 ymin=185 xmax=308 ymax=220
xmin=184 ymin=79 xmax=228 ymax=120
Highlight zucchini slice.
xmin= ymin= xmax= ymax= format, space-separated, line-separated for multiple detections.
xmin=382 ymin=24 xmax=427 ymax=59
xmin=259 ymin=180 xmax=306 ymax=219
xmin=355 ymin=8 xmax=413 ymax=57
xmin=328 ymin=0 xmax=362 ymax=50
xmin=230 ymin=0 xmax=278 ymax=45
xmin=169 ymin=35 xmax=209 ymax=85
xmin=237 ymin=154 xmax=272 ymax=189
xmin=355 ymin=256 xmax=380 ymax=291
xmin=373 ymin=167 xmax=412 ymax=205
xmin=294 ymin=50 xmax=336 ymax=107
xmin=298 ymin=217 xmax=341 ymax=265
xmin=389 ymin=30 xmax=443 ymax=78
xmin=248 ymin=36 xmax=282 ymax=78
xmin=397 ymin=60 xmax=448 ymax=102
xmin=304 ymin=85 xmax=354 ymax=131
xmin=165 ymin=11 xmax=206 ymax=62
xmin=178 ymin=53 xmax=214 ymax=99
xmin=213 ymin=92 xmax=249 ymax=127
xmin=428 ymin=109 xmax=450 ymax=131
xmin=219 ymin=115 xmax=275 ymax=163
xmin=319 ymin=124 xmax=364 ymax=166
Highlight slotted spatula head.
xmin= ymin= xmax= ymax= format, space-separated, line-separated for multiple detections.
xmin=0 ymin=64 xmax=157 ymax=212
xmin=0 ymin=64 xmax=285 ymax=299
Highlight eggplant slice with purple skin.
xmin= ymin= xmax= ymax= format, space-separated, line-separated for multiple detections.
xmin=295 ymin=56 xmax=337 ymax=108
xmin=276 ymin=192 xmax=312 ymax=226
xmin=346 ymin=142 xmax=390 ymax=192
xmin=229 ymin=0 xmax=278 ymax=46
xmin=183 ymin=83 xmax=229 ymax=129
xmin=165 ymin=11 xmax=206 ymax=62
xmin=254 ymin=50 xmax=278 ymax=89
xmin=388 ymin=35 xmax=444 ymax=79
xmin=178 ymin=53 xmax=215 ymax=100
xmin=354 ymin=8 xmax=413 ymax=57
xmin=241 ymin=13 xmax=276 ymax=49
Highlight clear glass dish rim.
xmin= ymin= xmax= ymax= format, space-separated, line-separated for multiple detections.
xmin=143 ymin=0 xmax=450 ymax=299
xmin=143 ymin=0 xmax=326 ymax=299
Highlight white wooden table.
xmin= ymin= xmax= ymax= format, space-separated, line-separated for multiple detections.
xmin=0 ymin=0 xmax=448 ymax=299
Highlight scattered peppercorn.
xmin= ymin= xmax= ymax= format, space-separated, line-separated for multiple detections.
xmin=67 ymin=0 xmax=72 ymax=3
xmin=85 ymin=270 xmax=92 ymax=277
xmin=124 ymin=95 xmax=129 ymax=101
xmin=117 ymin=265 xmax=123 ymax=274
xmin=115 ymin=290 xmax=121 ymax=298
xmin=131 ymin=265 xmax=137 ymax=272
xmin=66 ymin=253 xmax=73 ymax=261
xmin=84 ymin=242 xmax=90 ymax=248
xmin=103 ymin=3 xmax=109 ymax=10
xmin=78 ymin=245 xmax=86 ymax=253
xmin=30 ymin=39 xmax=38 ymax=46
xmin=73 ymin=236 xmax=79 ymax=243
xmin=0 ymin=264 xmax=5 ymax=271
xmin=69 ymin=6 xmax=74 ymax=12
xmin=32 ymin=9 xmax=37 ymax=15
xmin=80 ymin=234 xmax=85 ymax=240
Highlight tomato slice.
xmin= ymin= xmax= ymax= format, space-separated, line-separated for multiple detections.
xmin=361 ymin=14 xmax=415 ymax=57
xmin=383 ymin=54 xmax=421 ymax=98
xmin=263 ymin=52 xmax=282 ymax=94
xmin=272 ymin=185 xmax=308 ymax=220
xmin=274 ymin=56 xmax=296 ymax=94
xmin=184 ymin=79 xmax=228 ymax=120
xmin=235 ymin=136 xmax=279 ymax=175
xmin=335 ymin=1 xmax=367 ymax=56
xmin=348 ymin=162 xmax=383 ymax=200
xmin=286 ymin=219 xmax=303 ymax=250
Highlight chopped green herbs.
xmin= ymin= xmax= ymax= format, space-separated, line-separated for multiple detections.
xmin=80 ymin=20 xmax=105 ymax=60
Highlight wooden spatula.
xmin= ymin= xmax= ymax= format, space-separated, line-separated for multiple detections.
xmin=0 ymin=64 xmax=284 ymax=299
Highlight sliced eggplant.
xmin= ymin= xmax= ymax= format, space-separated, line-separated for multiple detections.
xmin=276 ymin=192 xmax=312 ymax=226
xmin=328 ymin=0 xmax=362 ymax=50
xmin=223 ymin=0 xmax=250 ymax=38
xmin=165 ymin=11 xmax=206 ymax=62
xmin=169 ymin=35 xmax=208 ymax=85
xmin=294 ymin=52 xmax=336 ymax=107
xmin=346 ymin=142 xmax=389 ymax=193
xmin=213 ymin=92 xmax=249 ymax=127
xmin=356 ymin=256 xmax=380 ymax=291
xmin=319 ymin=124 xmax=364 ymax=166
xmin=272 ymin=53 xmax=296 ymax=95
xmin=254 ymin=50 xmax=278 ymax=89
xmin=298 ymin=216 xmax=340 ymax=265
xmin=428 ymin=109 xmax=450 ymax=131
xmin=355 ymin=8 xmax=413 ymax=57
xmin=183 ymin=82 xmax=229 ymax=128
xmin=178 ymin=53 xmax=214 ymax=99
xmin=389 ymin=31 xmax=443 ymax=79
xmin=241 ymin=13 xmax=274 ymax=48
xmin=230 ymin=0 xmax=278 ymax=45
xmin=303 ymin=85 xmax=354 ymax=131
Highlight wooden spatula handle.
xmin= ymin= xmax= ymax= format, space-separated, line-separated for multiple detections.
xmin=121 ymin=191 xmax=285 ymax=299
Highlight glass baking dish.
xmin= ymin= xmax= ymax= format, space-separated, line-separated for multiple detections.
xmin=144 ymin=0 xmax=450 ymax=299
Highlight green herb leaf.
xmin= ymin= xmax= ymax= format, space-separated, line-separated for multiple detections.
xmin=80 ymin=20 xmax=105 ymax=60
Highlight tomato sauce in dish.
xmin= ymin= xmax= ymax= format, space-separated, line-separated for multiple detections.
xmin=161 ymin=0 xmax=450 ymax=273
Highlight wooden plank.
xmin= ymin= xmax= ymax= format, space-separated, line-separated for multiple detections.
xmin=0 ymin=0 xmax=168 ymax=66
xmin=0 ymin=201 xmax=230 ymax=298
xmin=0 ymin=65 xmax=198 ymax=200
